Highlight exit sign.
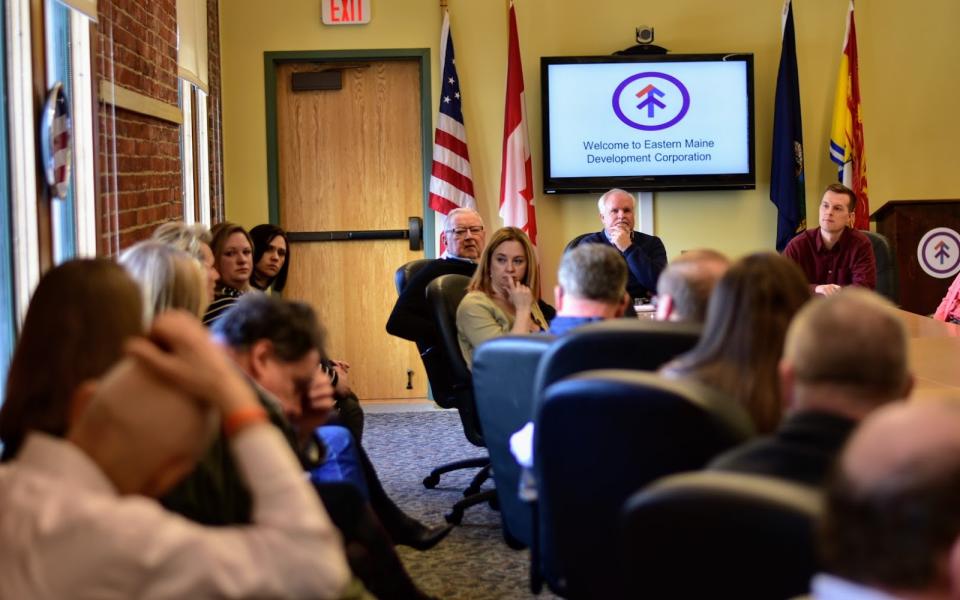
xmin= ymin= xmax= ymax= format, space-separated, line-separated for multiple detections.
xmin=322 ymin=0 xmax=371 ymax=25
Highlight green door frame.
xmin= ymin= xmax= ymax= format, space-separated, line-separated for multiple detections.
xmin=263 ymin=48 xmax=435 ymax=258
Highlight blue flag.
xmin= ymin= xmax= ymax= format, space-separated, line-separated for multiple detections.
xmin=770 ymin=0 xmax=806 ymax=252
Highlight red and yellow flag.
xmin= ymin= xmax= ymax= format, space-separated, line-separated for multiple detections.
xmin=829 ymin=0 xmax=869 ymax=229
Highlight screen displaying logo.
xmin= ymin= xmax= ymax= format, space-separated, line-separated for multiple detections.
xmin=612 ymin=72 xmax=690 ymax=131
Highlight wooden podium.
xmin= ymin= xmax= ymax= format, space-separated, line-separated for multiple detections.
xmin=872 ymin=199 xmax=960 ymax=314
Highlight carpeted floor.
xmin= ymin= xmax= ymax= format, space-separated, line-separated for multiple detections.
xmin=363 ymin=409 xmax=560 ymax=600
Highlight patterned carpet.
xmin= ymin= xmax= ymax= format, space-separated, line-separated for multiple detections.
xmin=363 ymin=409 xmax=559 ymax=600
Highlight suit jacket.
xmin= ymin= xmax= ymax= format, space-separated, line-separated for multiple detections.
xmin=708 ymin=410 xmax=857 ymax=487
xmin=386 ymin=257 xmax=477 ymax=346
xmin=569 ymin=231 xmax=667 ymax=301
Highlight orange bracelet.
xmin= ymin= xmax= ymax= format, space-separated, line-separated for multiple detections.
xmin=223 ymin=405 xmax=268 ymax=438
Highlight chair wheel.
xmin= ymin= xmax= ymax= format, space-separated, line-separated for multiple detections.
xmin=445 ymin=509 xmax=464 ymax=525
xmin=423 ymin=474 xmax=440 ymax=489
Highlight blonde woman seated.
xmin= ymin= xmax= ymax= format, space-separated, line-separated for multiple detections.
xmin=456 ymin=226 xmax=550 ymax=368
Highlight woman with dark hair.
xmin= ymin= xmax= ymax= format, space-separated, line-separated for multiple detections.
xmin=0 ymin=260 xmax=143 ymax=460
xmin=456 ymin=226 xmax=549 ymax=367
xmin=661 ymin=253 xmax=811 ymax=433
xmin=203 ymin=221 xmax=255 ymax=326
xmin=249 ymin=224 xmax=289 ymax=293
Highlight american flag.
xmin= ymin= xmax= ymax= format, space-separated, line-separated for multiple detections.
xmin=499 ymin=0 xmax=537 ymax=246
xmin=51 ymin=85 xmax=72 ymax=199
xmin=429 ymin=10 xmax=476 ymax=245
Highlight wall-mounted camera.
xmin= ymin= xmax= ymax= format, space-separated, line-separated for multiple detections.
xmin=636 ymin=26 xmax=655 ymax=45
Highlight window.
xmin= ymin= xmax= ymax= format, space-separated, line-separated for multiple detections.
xmin=44 ymin=0 xmax=96 ymax=262
xmin=0 ymin=2 xmax=15 ymax=394
xmin=180 ymin=80 xmax=210 ymax=225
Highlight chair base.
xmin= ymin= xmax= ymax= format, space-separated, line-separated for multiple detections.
xmin=445 ymin=489 xmax=497 ymax=525
xmin=422 ymin=456 xmax=489 ymax=489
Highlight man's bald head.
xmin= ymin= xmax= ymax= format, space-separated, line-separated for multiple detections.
xmin=820 ymin=400 xmax=960 ymax=593
xmin=655 ymin=249 xmax=729 ymax=322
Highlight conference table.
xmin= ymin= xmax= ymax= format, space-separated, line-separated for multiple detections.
xmin=899 ymin=309 xmax=960 ymax=398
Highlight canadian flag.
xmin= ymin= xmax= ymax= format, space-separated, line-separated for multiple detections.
xmin=498 ymin=1 xmax=537 ymax=246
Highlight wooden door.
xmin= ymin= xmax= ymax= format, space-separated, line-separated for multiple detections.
xmin=276 ymin=59 xmax=427 ymax=401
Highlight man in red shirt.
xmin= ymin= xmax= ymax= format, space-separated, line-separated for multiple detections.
xmin=783 ymin=183 xmax=876 ymax=296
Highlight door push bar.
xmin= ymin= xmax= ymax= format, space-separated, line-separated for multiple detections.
xmin=288 ymin=216 xmax=423 ymax=251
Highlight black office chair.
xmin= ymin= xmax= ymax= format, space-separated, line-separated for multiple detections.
xmin=532 ymin=318 xmax=702 ymax=410
xmin=621 ymin=471 xmax=822 ymax=599
xmin=393 ymin=258 xmax=433 ymax=295
xmin=472 ymin=334 xmax=556 ymax=549
xmin=563 ymin=232 xmax=592 ymax=254
xmin=425 ymin=274 xmax=496 ymax=523
xmin=864 ymin=230 xmax=899 ymax=304
xmin=533 ymin=370 xmax=753 ymax=598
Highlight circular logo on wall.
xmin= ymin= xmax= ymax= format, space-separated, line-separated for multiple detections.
xmin=611 ymin=72 xmax=690 ymax=131
xmin=917 ymin=227 xmax=960 ymax=279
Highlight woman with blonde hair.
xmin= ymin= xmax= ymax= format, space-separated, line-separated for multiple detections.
xmin=151 ymin=221 xmax=219 ymax=305
xmin=119 ymin=240 xmax=208 ymax=326
xmin=456 ymin=226 xmax=550 ymax=367
xmin=661 ymin=253 xmax=811 ymax=433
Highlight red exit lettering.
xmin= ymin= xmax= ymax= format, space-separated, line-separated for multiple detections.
xmin=329 ymin=0 xmax=363 ymax=23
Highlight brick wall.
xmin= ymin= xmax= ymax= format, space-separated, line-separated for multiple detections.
xmin=95 ymin=0 xmax=225 ymax=254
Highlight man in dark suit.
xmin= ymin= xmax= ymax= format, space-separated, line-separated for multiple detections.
xmin=386 ymin=207 xmax=485 ymax=345
xmin=566 ymin=188 xmax=667 ymax=303
xmin=710 ymin=288 xmax=912 ymax=487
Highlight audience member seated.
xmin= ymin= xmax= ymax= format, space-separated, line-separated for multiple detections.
xmin=548 ymin=244 xmax=629 ymax=334
xmin=0 ymin=260 xmax=143 ymax=461
xmin=249 ymin=223 xmax=290 ymax=293
xmin=509 ymin=243 xmax=628 ymax=472
xmin=203 ymin=221 xmax=255 ymax=326
xmin=783 ymin=183 xmax=876 ymax=296
xmin=661 ymin=253 xmax=811 ymax=433
xmin=196 ymin=295 xmax=446 ymax=598
xmin=813 ymin=400 xmax=960 ymax=600
xmin=246 ymin=223 xmax=363 ymax=440
xmin=387 ymin=207 xmax=486 ymax=346
xmin=456 ymin=226 xmax=551 ymax=367
xmin=566 ymin=188 xmax=667 ymax=303
xmin=0 ymin=311 xmax=350 ymax=598
xmin=654 ymin=248 xmax=730 ymax=322
xmin=933 ymin=271 xmax=960 ymax=324
xmin=151 ymin=221 xmax=220 ymax=305
xmin=711 ymin=288 xmax=912 ymax=486
xmin=120 ymin=240 xmax=209 ymax=325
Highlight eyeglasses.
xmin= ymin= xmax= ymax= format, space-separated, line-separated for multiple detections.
xmin=446 ymin=226 xmax=484 ymax=238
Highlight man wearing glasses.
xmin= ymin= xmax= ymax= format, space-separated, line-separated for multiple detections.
xmin=387 ymin=207 xmax=486 ymax=346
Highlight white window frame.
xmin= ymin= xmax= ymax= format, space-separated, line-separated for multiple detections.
xmin=180 ymin=79 xmax=210 ymax=226
xmin=7 ymin=0 xmax=40 ymax=324
xmin=69 ymin=10 xmax=96 ymax=256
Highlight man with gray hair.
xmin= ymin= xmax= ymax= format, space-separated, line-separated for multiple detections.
xmin=710 ymin=288 xmax=912 ymax=486
xmin=566 ymin=188 xmax=667 ymax=304
xmin=548 ymin=244 xmax=629 ymax=335
xmin=654 ymin=249 xmax=730 ymax=323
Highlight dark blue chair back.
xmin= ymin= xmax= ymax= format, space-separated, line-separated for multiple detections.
xmin=532 ymin=318 xmax=701 ymax=412
xmin=621 ymin=471 xmax=821 ymax=599
xmin=394 ymin=258 xmax=433 ymax=295
xmin=535 ymin=370 xmax=752 ymax=598
xmin=472 ymin=334 xmax=555 ymax=548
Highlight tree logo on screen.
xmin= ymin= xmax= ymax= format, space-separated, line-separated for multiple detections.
xmin=612 ymin=72 xmax=690 ymax=131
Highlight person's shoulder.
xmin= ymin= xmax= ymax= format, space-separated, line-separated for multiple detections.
xmin=570 ymin=231 xmax=606 ymax=246
xmin=844 ymin=227 xmax=872 ymax=245
xmin=785 ymin=228 xmax=818 ymax=250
